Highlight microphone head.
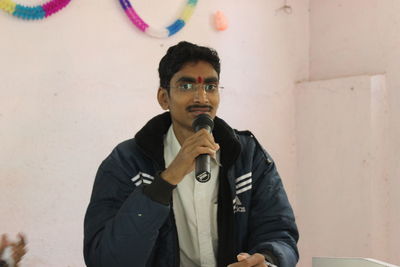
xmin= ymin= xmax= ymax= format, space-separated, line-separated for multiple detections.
xmin=192 ymin=114 xmax=214 ymax=132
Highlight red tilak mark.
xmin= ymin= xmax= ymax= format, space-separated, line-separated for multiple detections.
xmin=197 ymin=76 xmax=203 ymax=83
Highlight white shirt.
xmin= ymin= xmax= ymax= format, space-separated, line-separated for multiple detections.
xmin=164 ymin=126 xmax=220 ymax=267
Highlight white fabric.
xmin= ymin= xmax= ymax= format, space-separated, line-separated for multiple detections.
xmin=164 ymin=126 xmax=220 ymax=267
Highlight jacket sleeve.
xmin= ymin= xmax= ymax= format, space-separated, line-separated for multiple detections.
xmin=83 ymin=156 xmax=171 ymax=267
xmin=247 ymin=141 xmax=299 ymax=267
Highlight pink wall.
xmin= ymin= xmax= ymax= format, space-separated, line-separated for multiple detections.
xmin=296 ymin=0 xmax=400 ymax=266
xmin=0 ymin=0 xmax=309 ymax=266
xmin=3 ymin=1 xmax=398 ymax=266
xmin=296 ymin=75 xmax=391 ymax=267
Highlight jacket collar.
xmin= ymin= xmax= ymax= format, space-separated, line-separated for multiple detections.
xmin=135 ymin=112 xmax=241 ymax=170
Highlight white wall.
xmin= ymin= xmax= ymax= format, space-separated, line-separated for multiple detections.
xmin=0 ymin=0 xmax=309 ymax=265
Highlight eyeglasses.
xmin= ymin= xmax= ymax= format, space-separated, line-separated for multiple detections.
xmin=170 ymin=83 xmax=224 ymax=94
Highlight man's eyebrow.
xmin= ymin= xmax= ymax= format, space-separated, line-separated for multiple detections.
xmin=176 ymin=76 xmax=219 ymax=83
xmin=176 ymin=77 xmax=197 ymax=83
xmin=204 ymin=77 xmax=219 ymax=83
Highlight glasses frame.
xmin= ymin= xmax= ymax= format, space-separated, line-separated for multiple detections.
xmin=169 ymin=82 xmax=224 ymax=95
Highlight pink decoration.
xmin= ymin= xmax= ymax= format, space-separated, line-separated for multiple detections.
xmin=125 ymin=7 xmax=148 ymax=32
xmin=215 ymin=11 xmax=228 ymax=31
xmin=42 ymin=0 xmax=70 ymax=18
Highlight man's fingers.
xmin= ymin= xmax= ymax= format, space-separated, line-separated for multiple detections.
xmin=214 ymin=143 xmax=220 ymax=151
xmin=237 ymin=253 xmax=250 ymax=261
xmin=189 ymin=129 xmax=219 ymax=150
xmin=229 ymin=253 xmax=267 ymax=267
xmin=196 ymin=128 xmax=215 ymax=141
xmin=247 ymin=253 xmax=267 ymax=266
xmin=191 ymin=147 xmax=217 ymax=159
xmin=183 ymin=135 xmax=219 ymax=158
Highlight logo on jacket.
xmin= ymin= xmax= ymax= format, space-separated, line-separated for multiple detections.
xmin=233 ymin=196 xmax=246 ymax=213
xmin=233 ymin=172 xmax=252 ymax=213
xmin=131 ymin=172 xmax=154 ymax=186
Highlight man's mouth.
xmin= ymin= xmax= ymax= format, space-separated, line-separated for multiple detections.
xmin=187 ymin=105 xmax=212 ymax=113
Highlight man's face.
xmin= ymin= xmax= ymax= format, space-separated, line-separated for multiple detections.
xmin=158 ymin=60 xmax=220 ymax=133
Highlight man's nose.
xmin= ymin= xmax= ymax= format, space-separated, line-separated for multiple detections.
xmin=194 ymin=86 xmax=209 ymax=103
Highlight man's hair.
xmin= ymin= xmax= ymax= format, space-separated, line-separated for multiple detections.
xmin=158 ymin=41 xmax=221 ymax=90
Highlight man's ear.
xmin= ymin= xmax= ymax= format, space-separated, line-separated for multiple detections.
xmin=157 ymin=87 xmax=169 ymax=110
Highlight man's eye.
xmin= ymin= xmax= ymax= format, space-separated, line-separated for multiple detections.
xmin=179 ymin=83 xmax=194 ymax=90
xmin=204 ymin=84 xmax=217 ymax=92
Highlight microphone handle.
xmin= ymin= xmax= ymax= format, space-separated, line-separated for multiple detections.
xmin=195 ymin=154 xmax=211 ymax=183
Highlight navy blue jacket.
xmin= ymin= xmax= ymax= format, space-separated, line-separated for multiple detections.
xmin=84 ymin=112 xmax=299 ymax=267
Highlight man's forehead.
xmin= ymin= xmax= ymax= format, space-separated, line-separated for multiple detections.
xmin=170 ymin=61 xmax=219 ymax=84
xmin=178 ymin=61 xmax=217 ymax=73
xmin=174 ymin=69 xmax=218 ymax=79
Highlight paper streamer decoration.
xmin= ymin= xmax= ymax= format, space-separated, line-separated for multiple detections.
xmin=0 ymin=0 xmax=71 ymax=20
xmin=119 ymin=0 xmax=198 ymax=38
xmin=215 ymin=10 xmax=228 ymax=31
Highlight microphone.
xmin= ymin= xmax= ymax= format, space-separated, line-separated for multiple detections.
xmin=192 ymin=114 xmax=214 ymax=183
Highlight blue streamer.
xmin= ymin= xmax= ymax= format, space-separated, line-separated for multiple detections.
xmin=13 ymin=5 xmax=45 ymax=20
xmin=167 ymin=19 xmax=185 ymax=36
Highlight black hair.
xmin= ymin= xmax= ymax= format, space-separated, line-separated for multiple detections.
xmin=158 ymin=41 xmax=221 ymax=91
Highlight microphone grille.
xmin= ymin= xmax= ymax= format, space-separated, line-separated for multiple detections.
xmin=192 ymin=114 xmax=214 ymax=132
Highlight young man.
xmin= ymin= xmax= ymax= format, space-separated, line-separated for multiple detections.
xmin=84 ymin=41 xmax=299 ymax=267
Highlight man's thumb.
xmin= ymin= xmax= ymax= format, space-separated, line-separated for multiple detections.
xmin=237 ymin=252 xmax=250 ymax=261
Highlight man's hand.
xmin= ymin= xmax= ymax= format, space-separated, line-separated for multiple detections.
xmin=161 ymin=129 xmax=219 ymax=185
xmin=227 ymin=253 xmax=268 ymax=267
